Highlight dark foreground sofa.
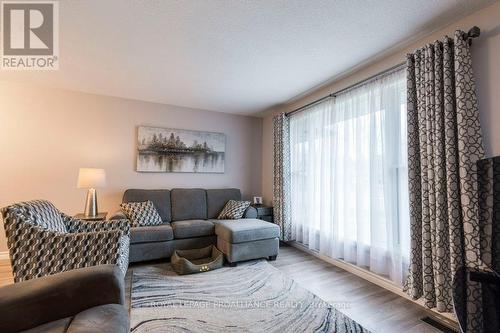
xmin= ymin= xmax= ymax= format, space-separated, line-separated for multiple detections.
xmin=0 ymin=265 xmax=128 ymax=333
xmin=111 ymin=188 xmax=280 ymax=265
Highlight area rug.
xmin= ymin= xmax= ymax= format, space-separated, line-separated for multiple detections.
xmin=130 ymin=260 xmax=370 ymax=332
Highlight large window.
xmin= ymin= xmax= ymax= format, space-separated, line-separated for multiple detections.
xmin=289 ymin=69 xmax=409 ymax=285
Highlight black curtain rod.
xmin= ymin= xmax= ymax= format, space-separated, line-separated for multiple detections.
xmin=286 ymin=26 xmax=481 ymax=117
xmin=285 ymin=62 xmax=406 ymax=117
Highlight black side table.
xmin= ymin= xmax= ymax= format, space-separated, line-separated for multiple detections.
xmin=251 ymin=204 xmax=273 ymax=223
xmin=74 ymin=212 xmax=108 ymax=221
xmin=453 ymin=265 xmax=500 ymax=333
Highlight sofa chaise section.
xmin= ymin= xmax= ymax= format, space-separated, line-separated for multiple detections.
xmin=213 ymin=219 xmax=280 ymax=265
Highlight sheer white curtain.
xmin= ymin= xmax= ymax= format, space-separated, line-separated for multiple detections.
xmin=289 ymin=69 xmax=409 ymax=285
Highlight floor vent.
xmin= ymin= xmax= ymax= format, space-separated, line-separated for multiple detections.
xmin=421 ymin=316 xmax=459 ymax=333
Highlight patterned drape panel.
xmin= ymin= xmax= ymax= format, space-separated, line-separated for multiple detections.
xmin=404 ymin=30 xmax=485 ymax=327
xmin=273 ymin=113 xmax=292 ymax=241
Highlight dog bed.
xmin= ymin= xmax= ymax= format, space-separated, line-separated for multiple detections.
xmin=171 ymin=245 xmax=224 ymax=275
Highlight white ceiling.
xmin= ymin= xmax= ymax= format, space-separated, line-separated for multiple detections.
xmin=0 ymin=0 xmax=494 ymax=116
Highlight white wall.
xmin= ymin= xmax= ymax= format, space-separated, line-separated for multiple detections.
xmin=261 ymin=1 xmax=500 ymax=205
xmin=0 ymin=82 xmax=262 ymax=251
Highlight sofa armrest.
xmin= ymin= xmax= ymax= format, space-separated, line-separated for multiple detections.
xmin=0 ymin=265 xmax=124 ymax=332
xmin=243 ymin=206 xmax=257 ymax=218
xmin=109 ymin=210 xmax=128 ymax=220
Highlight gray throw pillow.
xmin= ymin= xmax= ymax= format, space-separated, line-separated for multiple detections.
xmin=217 ymin=200 xmax=251 ymax=219
xmin=120 ymin=200 xmax=163 ymax=227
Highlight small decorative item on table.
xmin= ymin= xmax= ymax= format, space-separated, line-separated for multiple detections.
xmin=171 ymin=245 xmax=224 ymax=275
xmin=73 ymin=212 xmax=108 ymax=221
xmin=251 ymin=204 xmax=273 ymax=223
xmin=253 ymin=196 xmax=263 ymax=205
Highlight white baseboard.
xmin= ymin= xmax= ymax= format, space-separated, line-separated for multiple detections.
xmin=287 ymin=241 xmax=459 ymax=330
xmin=0 ymin=251 xmax=9 ymax=260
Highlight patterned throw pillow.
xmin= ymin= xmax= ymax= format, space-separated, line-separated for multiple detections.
xmin=217 ymin=200 xmax=251 ymax=219
xmin=22 ymin=200 xmax=67 ymax=233
xmin=120 ymin=200 xmax=163 ymax=227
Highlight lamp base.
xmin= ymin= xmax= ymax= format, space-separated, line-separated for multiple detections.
xmin=84 ymin=188 xmax=99 ymax=217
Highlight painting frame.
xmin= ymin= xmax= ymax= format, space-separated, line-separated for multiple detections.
xmin=136 ymin=126 xmax=226 ymax=173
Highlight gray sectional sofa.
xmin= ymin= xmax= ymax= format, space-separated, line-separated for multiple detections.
xmin=110 ymin=188 xmax=279 ymax=265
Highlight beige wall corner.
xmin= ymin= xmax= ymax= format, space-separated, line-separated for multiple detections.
xmin=0 ymin=83 xmax=263 ymax=251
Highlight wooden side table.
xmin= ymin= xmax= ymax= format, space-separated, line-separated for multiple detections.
xmin=251 ymin=204 xmax=273 ymax=223
xmin=73 ymin=212 xmax=108 ymax=221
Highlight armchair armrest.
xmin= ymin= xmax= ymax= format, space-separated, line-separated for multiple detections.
xmin=244 ymin=206 xmax=258 ymax=218
xmin=0 ymin=264 xmax=124 ymax=332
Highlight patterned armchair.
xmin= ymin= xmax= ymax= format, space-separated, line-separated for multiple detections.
xmin=1 ymin=200 xmax=130 ymax=282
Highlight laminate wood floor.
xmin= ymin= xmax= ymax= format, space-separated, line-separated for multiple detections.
xmin=1 ymin=245 xmax=455 ymax=333
xmin=0 ymin=259 xmax=13 ymax=287
xmin=266 ymin=245 xmax=452 ymax=333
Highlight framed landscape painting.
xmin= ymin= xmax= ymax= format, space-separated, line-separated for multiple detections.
xmin=136 ymin=126 xmax=225 ymax=173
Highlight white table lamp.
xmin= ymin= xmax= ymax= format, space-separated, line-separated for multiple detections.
xmin=77 ymin=168 xmax=106 ymax=217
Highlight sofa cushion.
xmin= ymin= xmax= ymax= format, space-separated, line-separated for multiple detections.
xmin=213 ymin=219 xmax=280 ymax=243
xmin=123 ymin=189 xmax=171 ymax=222
xmin=130 ymin=224 xmax=174 ymax=244
xmin=67 ymin=304 xmax=128 ymax=333
xmin=171 ymin=189 xmax=207 ymax=221
xmin=217 ymin=200 xmax=251 ymax=219
xmin=171 ymin=220 xmax=214 ymax=239
xmin=120 ymin=201 xmax=163 ymax=227
xmin=206 ymin=188 xmax=241 ymax=219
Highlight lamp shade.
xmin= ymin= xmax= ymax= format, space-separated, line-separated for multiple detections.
xmin=77 ymin=168 xmax=106 ymax=188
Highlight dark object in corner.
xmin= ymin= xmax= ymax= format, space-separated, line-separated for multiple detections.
xmin=453 ymin=266 xmax=500 ymax=333
xmin=451 ymin=156 xmax=500 ymax=333
xmin=477 ymin=156 xmax=500 ymax=273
